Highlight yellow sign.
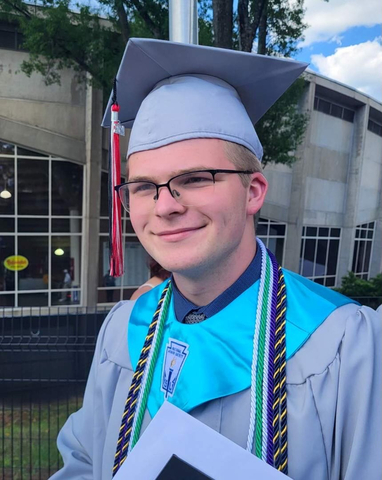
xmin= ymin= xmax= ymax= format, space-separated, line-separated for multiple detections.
xmin=4 ymin=255 xmax=29 ymax=271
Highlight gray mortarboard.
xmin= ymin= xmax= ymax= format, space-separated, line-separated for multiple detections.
xmin=102 ymin=38 xmax=308 ymax=161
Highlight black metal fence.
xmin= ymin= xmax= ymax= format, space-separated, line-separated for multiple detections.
xmin=350 ymin=296 xmax=382 ymax=310
xmin=1 ymin=297 xmax=381 ymax=479
xmin=0 ymin=307 xmax=110 ymax=480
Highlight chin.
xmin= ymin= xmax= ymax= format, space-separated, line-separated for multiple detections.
xmin=153 ymin=251 xmax=207 ymax=276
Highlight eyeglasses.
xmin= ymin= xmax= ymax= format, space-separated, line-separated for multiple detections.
xmin=115 ymin=169 xmax=254 ymax=212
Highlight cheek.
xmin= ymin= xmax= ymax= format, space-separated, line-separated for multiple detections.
xmin=129 ymin=212 xmax=147 ymax=236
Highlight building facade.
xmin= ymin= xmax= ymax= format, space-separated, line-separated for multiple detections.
xmin=1 ymin=36 xmax=381 ymax=308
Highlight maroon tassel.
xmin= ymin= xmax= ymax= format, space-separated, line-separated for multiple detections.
xmin=109 ymin=97 xmax=124 ymax=277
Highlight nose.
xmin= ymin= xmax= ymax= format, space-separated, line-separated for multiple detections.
xmin=154 ymin=186 xmax=186 ymax=217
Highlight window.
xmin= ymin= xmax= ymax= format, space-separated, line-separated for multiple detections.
xmin=300 ymin=226 xmax=341 ymax=287
xmin=352 ymin=222 xmax=375 ymax=279
xmin=98 ymin=171 xmax=150 ymax=304
xmin=257 ymin=218 xmax=286 ymax=265
xmin=368 ymin=119 xmax=382 ymax=137
xmin=314 ymin=97 xmax=355 ymax=123
xmin=0 ymin=20 xmax=26 ymax=51
xmin=0 ymin=141 xmax=83 ymax=307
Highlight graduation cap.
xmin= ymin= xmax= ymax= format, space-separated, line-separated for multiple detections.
xmin=103 ymin=38 xmax=308 ymax=276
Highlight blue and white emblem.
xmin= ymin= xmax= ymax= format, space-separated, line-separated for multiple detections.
xmin=161 ymin=338 xmax=189 ymax=399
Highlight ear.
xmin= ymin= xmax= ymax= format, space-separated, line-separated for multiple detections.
xmin=247 ymin=173 xmax=268 ymax=215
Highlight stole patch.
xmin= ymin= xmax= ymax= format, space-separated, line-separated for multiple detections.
xmin=161 ymin=338 xmax=189 ymax=399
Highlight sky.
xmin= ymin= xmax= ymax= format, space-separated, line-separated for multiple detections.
xmin=294 ymin=0 xmax=382 ymax=102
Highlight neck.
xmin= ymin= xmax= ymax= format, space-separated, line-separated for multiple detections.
xmin=172 ymin=237 xmax=257 ymax=306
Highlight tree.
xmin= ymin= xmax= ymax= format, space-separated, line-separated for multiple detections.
xmin=228 ymin=0 xmax=308 ymax=166
xmin=335 ymin=272 xmax=382 ymax=308
xmin=212 ymin=0 xmax=233 ymax=49
xmin=1 ymin=0 xmax=308 ymax=166
xmin=0 ymin=0 xmax=170 ymax=90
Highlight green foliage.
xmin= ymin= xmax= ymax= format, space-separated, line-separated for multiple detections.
xmin=0 ymin=0 xmax=309 ymax=167
xmin=198 ymin=0 xmax=213 ymax=47
xmin=265 ymin=0 xmax=306 ymax=57
xmin=257 ymin=77 xmax=308 ymax=167
xmin=336 ymin=272 xmax=382 ymax=298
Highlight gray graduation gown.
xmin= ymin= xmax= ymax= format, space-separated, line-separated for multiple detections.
xmin=51 ymin=301 xmax=381 ymax=480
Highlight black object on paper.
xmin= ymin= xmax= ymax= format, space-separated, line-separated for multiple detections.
xmin=156 ymin=454 xmax=214 ymax=480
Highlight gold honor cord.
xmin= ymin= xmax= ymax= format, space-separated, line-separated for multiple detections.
xmin=112 ymin=246 xmax=288 ymax=476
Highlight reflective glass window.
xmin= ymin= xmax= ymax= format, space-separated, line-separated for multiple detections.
xmin=123 ymin=289 xmax=135 ymax=300
xmin=269 ymin=224 xmax=285 ymax=236
xmin=126 ymin=220 xmax=135 ymax=234
xmin=51 ymin=236 xmax=82 ymax=290
xmin=100 ymin=219 xmax=109 ymax=233
xmin=317 ymin=99 xmax=330 ymax=114
xmin=318 ymin=227 xmax=329 ymax=237
xmin=18 ymin=218 xmax=49 ymax=232
xmin=99 ymin=236 xmax=121 ymax=288
xmin=326 ymin=240 xmax=339 ymax=275
xmin=0 ymin=218 xmax=14 ymax=232
xmin=256 ymin=222 xmax=268 ymax=236
xmin=257 ymin=218 xmax=287 ymax=266
xmin=314 ymin=239 xmax=327 ymax=276
xmin=0 ymin=158 xmax=15 ymax=214
xmin=352 ymin=223 xmax=375 ymax=279
xmin=51 ymin=288 xmax=81 ymax=306
xmin=18 ymin=236 xmax=48 ymax=291
xmin=330 ymin=104 xmax=342 ymax=119
xmin=18 ymin=293 xmax=48 ymax=307
xmin=52 ymin=161 xmax=83 ymax=215
xmin=0 ymin=294 xmax=15 ymax=306
xmin=0 ymin=236 xmax=15 ymax=292
xmin=123 ymin=238 xmax=150 ymax=287
xmin=343 ymin=109 xmax=355 ymax=123
xmin=0 ymin=141 xmax=15 ymax=155
xmin=100 ymin=172 xmax=109 ymax=217
xmin=18 ymin=159 xmax=49 ymax=215
xmin=302 ymin=239 xmax=315 ymax=277
xmin=300 ymin=226 xmax=341 ymax=286
xmin=306 ymin=227 xmax=317 ymax=237
xmin=52 ymin=218 xmax=82 ymax=233
xmin=17 ymin=146 xmax=48 ymax=157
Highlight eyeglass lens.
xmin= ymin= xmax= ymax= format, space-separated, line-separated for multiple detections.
xmin=120 ymin=171 xmax=217 ymax=211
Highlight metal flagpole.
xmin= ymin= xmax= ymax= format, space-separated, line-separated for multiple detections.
xmin=169 ymin=0 xmax=198 ymax=45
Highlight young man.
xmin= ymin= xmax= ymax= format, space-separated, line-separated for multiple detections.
xmin=52 ymin=39 xmax=381 ymax=480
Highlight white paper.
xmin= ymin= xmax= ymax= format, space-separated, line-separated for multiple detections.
xmin=114 ymin=401 xmax=290 ymax=479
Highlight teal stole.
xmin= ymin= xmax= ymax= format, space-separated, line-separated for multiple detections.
xmin=128 ymin=270 xmax=357 ymax=419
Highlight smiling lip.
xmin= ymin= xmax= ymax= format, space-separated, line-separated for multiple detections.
xmin=155 ymin=226 xmax=205 ymax=240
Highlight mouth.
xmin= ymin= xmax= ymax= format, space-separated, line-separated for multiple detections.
xmin=155 ymin=226 xmax=205 ymax=241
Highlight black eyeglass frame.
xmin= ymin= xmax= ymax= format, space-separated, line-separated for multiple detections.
xmin=114 ymin=169 xmax=255 ymax=208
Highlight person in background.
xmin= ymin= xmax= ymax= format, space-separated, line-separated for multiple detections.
xmin=103 ymin=269 xmax=115 ymax=303
xmin=59 ymin=269 xmax=72 ymax=303
xmin=130 ymin=257 xmax=170 ymax=300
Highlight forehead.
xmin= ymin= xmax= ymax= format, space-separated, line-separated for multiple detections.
xmin=127 ymin=138 xmax=233 ymax=180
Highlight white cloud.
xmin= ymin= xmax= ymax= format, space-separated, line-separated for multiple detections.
xmin=329 ymin=35 xmax=344 ymax=46
xmin=311 ymin=38 xmax=382 ymax=101
xmin=301 ymin=0 xmax=381 ymax=47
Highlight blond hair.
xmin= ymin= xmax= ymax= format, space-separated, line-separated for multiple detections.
xmin=223 ymin=141 xmax=262 ymax=187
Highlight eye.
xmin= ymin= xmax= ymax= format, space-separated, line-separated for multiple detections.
xmin=129 ymin=182 xmax=156 ymax=195
xmin=177 ymin=173 xmax=214 ymax=188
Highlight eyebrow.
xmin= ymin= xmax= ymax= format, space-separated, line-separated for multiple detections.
xmin=127 ymin=166 xmax=212 ymax=183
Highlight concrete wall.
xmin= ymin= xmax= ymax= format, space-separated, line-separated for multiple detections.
xmin=0 ymin=49 xmax=86 ymax=161
xmin=262 ymin=162 xmax=292 ymax=222
xmin=302 ymin=111 xmax=353 ymax=226
xmin=263 ymin=73 xmax=382 ymax=283
xmin=357 ymin=130 xmax=382 ymax=224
